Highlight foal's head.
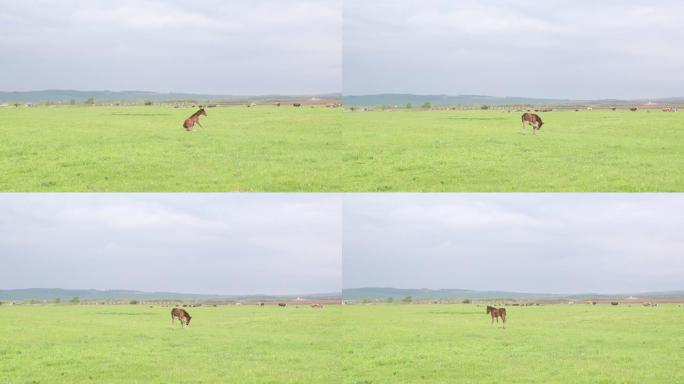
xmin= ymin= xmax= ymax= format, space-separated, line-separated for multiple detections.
xmin=198 ymin=108 xmax=207 ymax=116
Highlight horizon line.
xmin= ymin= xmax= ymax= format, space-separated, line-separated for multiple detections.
xmin=0 ymin=89 xmax=342 ymax=96
xmin=0 ymin=287 xmax=342 ymax=297
xmin=343 ymin=286 xmax=684 ymax=296
xmin=341 ymin=93 xmax=684 ymax=101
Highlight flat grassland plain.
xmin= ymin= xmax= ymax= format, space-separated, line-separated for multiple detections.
xmin=342 ymin=304 xmax=684 ymax=384
xmin=0 ymin=305 xmax=341 ymax=383
xmin=343 ymin=110 xmax=684 ymax=191
xmin=0 ymin=106 xmax=341 ymax=191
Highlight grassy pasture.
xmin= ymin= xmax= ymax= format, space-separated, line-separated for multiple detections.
xmin=342 ymin=109 xmax=684 ymax=191
xmin=0 ymin=304 xmax=341 ymax=384
xmin=341 ymin=304 xmax=684 ymax=384
xmin=0 ymin=106 xmax=341 ymax=191
xmin=2 ymin=107 xmax=683 ymax=191
xmin=2 ymin=304 xmax=681 ymax=383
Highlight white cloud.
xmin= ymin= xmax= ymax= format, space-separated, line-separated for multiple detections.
xmin=344 ymin=0 xmax=684 ymax=98
xmin=0 ymin=0 xmax=341 ymax=94
xmin=0 ymin=194 xmax=342 ymax=295
xmin=343 ymin=194 xmax=684 ymax=293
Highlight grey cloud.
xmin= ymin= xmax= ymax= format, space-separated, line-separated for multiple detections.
xmin=0 ymin=0 xmax=341 ymax=94
xmin=342 ymin=194 xmax=684 ymax=294
xmin=0 ymin=194 xmax=341 ymax=295
xmin=344 ymin=0 xmax=684 ymax=98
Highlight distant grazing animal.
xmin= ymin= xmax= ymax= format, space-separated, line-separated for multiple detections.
xmin=521 ymin=113 xmax=543 ymax=134
xmin=183 ymin=108 xmax=207 ymax=131
xmin=278 ymin=303 xmax=287 ymax=307
xmin=293 ymin=103 xmax=301 ymax=107
xmin=171 ymin=307 xmax=192 ymax=328
xmin=486 ymin=306 xmax=507 ymax=326
xmin=630 ymin=108 xmax=638 ymax=112
xmin=311 ymin=304 xmax=323 ymax=308
xmin=611 ymin=302 xmax=619 ymax=306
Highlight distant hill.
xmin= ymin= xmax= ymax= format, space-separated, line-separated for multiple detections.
xmin=0 ymin=288 xmax=341 ymax=301
xmin=0 ymin=90 xmax=341 ymax=103
xmin=342 ymin=94 xmax=684 ymax=107
xmin=343 ymin=287 xmax=684 ymax=301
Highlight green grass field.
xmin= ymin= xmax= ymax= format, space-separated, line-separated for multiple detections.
xmin=342 ymin=304 xmax=684 ymax=384
xmin=0 ymin=305 xmax=341 ymax=383
xmin=0 ymin=106 xmax=341 ymax=191
xmin=343 ymin=110 xmax=684 ymax=191
xmin=2 ymin=107 xmax=683 ymax=191
xmin=2 ymin=304 xmax=682 ymax=383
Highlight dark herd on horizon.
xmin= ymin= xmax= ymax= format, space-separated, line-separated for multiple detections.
xmin=182 ymin=107 xmax=547 ymax=134
xmin=181 ymin=107 xmax=546 ymax=134
xmin=169 ymin=302 xmax=326 ymax=329
xmin=181 ymin=103 xmax=302 ymax=131
xmin=181 ymin=104 xmax=674 ymax=134
xmin=171 ymin=303 xmax=509 ymax=329
xmin=168 ymin=300 xmax=661 ymax=330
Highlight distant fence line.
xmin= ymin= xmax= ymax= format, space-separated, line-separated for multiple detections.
xmin=342 ymin=298 xmax=684 ymax=305
xmin=0 ymin=298 xmax=342 ymax=306
xmin=0 ymin=100 xmax=342 ymax=108
xmin=343 ymin=104 xmax=682 ymax=112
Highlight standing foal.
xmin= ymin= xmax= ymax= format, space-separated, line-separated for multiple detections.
xmin=486 ymin=305 xmax=507 ymax=328
xmin=171 ymin=307 xmax=192 ymax=328
xmin=521 ymin=113 xmax=544 ymax=134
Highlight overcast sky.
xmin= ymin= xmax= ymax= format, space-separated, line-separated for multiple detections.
xmin=344 ymin=0 xmax=684 ymax=99
xmin=343 ymin=194 xmax=684 ymax=294
xmin=0 ymin=0 xmax=340 ymax=94
xmin=0 ymin=194 xmax=341 ymax=295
